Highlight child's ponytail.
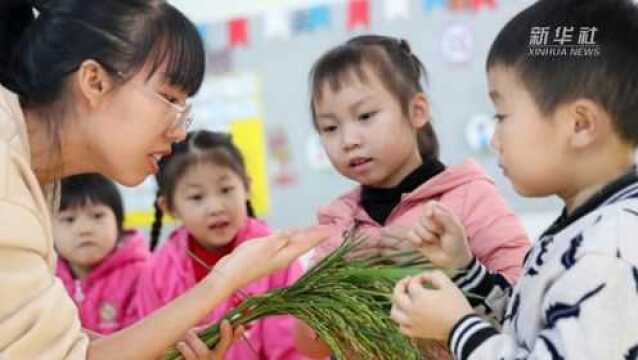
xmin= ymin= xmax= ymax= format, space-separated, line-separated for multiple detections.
xmin=246 ymin=200 xmax=256 ymax=218
xmin=417 ymin=122 xmax=440 ymax=160
xmin=150 ymin=190 xmax=164 ymax=251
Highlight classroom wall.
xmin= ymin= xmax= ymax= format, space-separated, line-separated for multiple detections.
xmin=121 ymin=0 xmax=561 ymax=242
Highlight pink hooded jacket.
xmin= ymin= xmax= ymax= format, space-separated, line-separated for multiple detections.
xmin=136 ymin=218 xmax=306 ymax=360
xmin=313 ymin=159 xmax=530 ymax=284
xmin=56 ymin=230 xmax=150 ymax=335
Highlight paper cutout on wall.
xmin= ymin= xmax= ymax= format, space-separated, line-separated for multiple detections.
xmin=206 ymin=49 xmax=233 ymax=75
xmin=469 ymin=0 xmax=497 ymax=10
xmin=306 ymin=135 xmax=332 ymax=171
xmin=384 ymin=0 xmax=410 ymax=20
xmin=309 ymin=5 xmax=331 ymax=30
xmin=449 ymin=0 xmax=465 ymax=10
xmin=293 ymin=5 xmax=332 ymax=34
xmin=264 ymin=9 xmax=292 ymax=39
xmin=465 ymin=113 xmax=495 ymax=153
xmin=292 ymin=8 xmax=312 ymax=33
xmin=198 ymin=23 xmax=226 ymax=50
xmin=422 ymin=0 xmax=447 ymax=11
xmin=440 ymin=23 xmax=474 ymax=64
xmin=228 ymin=17 xmax=249 ymax=48
xmin=268 ymin=127 xmax=297 ymax=186
xmin=347 ymin=0 xmax=370 ymax=30
xmin=449 ymin=0 xmax=497 ymax=11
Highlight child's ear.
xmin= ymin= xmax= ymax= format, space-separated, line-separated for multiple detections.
xmin=245 ymin=175 xmax=253 ymax=192
xmin=565 ymin=99 xmax=608 ymax=149
xmin=156 ymin=195 xmax=173 ymax=217
xmin=408 ymin=93 xmax=430 ymax=129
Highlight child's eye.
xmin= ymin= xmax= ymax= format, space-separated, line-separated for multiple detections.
xmin=321 ymin=125 xmax=337 ymax=133
xmin=188 ymin=194 xmax=203 ymax=201
xmin=160 ymin=92 xmax=179 ymax=104
xmin=60 ymin=216 xmax=75 ymax=224
xmin=359 ymin=111 xmax=377 ymax=121
xmin=92 ymin=212 xmax=105 ymax=220
xmin=221 ymin=186 xmax=235 ymax=194
xmin=494 ymin=114 xmax=507 ymax=123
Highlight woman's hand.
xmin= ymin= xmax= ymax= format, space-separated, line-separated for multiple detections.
xmin=211 ymin=225 xmax=331 ymax=291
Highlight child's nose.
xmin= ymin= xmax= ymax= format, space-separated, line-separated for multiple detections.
xmin=340 ymin=124 xmax=362 ymax=151
xmin=74 ymin=220 xmax=93 ymax=235
xmin=490 ymin=130 xmax=501 ymax=153
xmin=206 ymin=202 xmax=224 ymax=215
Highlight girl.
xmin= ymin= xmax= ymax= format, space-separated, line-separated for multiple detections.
xmin=295 ymin=35 xmax=530 ymax=358
xmin=54 ymin=173 xmax=149 ymax=335
xmin=0 ymin=0 xmax=328 ymax=358
xmin=137 ymin=130 xmax=306 ymax=359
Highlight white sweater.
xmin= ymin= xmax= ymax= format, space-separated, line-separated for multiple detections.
xmin=449 ymin=170 xmax=638 ymax=360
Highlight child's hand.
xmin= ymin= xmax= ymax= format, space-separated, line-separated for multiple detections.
xmin=175 ymin=320 xmax=243 ymax=360
xmin=375 ymin=230 xmax=417 ymax=258
xmin=390 ymin=271 xmax=473 ymax=342
xmin=382 ymin=201 xmax=472 ymax=270
xmin=212 ymin=226 xmax=331 ymax=290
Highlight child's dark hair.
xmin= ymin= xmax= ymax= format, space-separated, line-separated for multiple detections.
xmin=0 ymin=0 xmax=205 ymax=155
xmin=309 ymin=35 xmax=440 ymax=160
xmin=60 ymin=173 xmax=125 ymax=237
xmin=487 ymin=0 xmax=638 ymax=145
xmin=150 ymin=130 xmax=255 ymax=250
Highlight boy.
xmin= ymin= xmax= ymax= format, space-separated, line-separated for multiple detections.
xmin=388 ymin=0 xmax=638 ymax=358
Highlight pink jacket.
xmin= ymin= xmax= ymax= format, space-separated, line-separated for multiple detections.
xmin=56 ymin=230 xmax=150 ymax=335
xmin=136 ymin=218 xmax=306 ymax=360
xmin=313 ymin=159 xmax=530 ymax=284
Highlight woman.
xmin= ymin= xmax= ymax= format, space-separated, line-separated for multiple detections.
xmin=0 ymin=1 xmax=328 ymax=359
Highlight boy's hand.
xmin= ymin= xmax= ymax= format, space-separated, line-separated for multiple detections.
xmin=390 ymin=271 xmax=473 ymax=342
xmin=382 ymin=201 xmax=472 ymax=270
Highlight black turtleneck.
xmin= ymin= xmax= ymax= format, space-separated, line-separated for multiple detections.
xmin=360 ymin=158 xmax=446 ymax=225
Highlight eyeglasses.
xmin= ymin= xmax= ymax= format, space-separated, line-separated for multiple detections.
xmin=115 ymin=71 xmax=194 ymax=131
xmin=132 ymin=83 xmax=194 ymax=131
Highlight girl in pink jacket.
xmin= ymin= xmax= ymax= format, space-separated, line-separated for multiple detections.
xmin=137 ymin=130 xmax=305 ymax=360
xmin=54 ymin=173 xmax=150 ymax=335
xmin=296 ymin=35 xmax=531 ymax=359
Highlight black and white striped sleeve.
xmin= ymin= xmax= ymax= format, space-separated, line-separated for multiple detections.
xmin=452 ymin=257 xmax=512 ymax=322
xmin=447 ymin=253 xmax=638 ymax=360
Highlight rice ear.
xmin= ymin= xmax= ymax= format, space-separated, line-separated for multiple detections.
xmin=164 ymin=232 xmax=460 ymax=360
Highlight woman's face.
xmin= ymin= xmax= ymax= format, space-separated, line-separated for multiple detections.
xmin=81 ymin=63 xmax=189 ymax=186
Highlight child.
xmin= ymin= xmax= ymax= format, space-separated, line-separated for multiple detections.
xmin=137 ymin=130 xmax=305 ymax=359
xmin=295 ymin=35 xmax=530 ymax=359
xmin=54 ymin=173 xmax=150 ymax=335
xmin=390 ymin=0 xmax=638 ymax=359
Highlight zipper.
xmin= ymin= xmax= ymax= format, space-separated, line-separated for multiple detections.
xmin=74 ymin=279 xmax=84 ymax=303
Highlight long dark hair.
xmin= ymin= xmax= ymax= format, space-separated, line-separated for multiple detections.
xmin=0 ymin=0 xmax=205 ymax=160
xmin=150 ymin=130 xmax=256 ymax=250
